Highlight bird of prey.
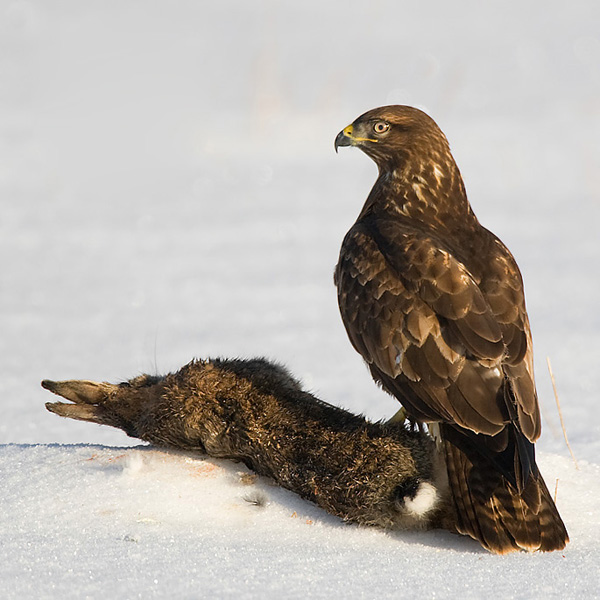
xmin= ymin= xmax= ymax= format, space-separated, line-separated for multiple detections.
xmin=334 ymin=105 xmax=569 ymax=554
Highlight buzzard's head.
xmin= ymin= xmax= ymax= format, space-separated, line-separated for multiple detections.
xmin=334 ymin=105 xmax=450 ymax=173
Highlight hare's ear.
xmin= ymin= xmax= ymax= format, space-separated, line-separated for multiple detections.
xmin=41 ymin=379 xmax=118 ymax=404
xmin=42 ymin=379 xmax=118 ymax=424
xmin=44 ymin=401 xmax=103 ymax=423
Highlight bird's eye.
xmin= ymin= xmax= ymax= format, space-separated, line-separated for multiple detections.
xmin=373 ymin=121 xmax=390 ymax=134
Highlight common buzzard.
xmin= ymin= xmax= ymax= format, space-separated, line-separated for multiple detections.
xmin=334 ymin=105 xmax=568 ymax=553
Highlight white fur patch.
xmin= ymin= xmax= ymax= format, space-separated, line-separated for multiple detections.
xmin=403 ymin=482 xmax=439 ymax=517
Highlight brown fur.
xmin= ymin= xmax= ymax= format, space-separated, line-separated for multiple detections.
xmin=43 ymin=357 xmax=454 ymax=532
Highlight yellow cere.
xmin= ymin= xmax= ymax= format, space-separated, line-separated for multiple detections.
xmin=344 ymin=124 xmax=377 ymax=143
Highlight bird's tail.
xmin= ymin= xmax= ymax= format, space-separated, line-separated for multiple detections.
xmin=441 ymin=428 xmax=569 ymax=554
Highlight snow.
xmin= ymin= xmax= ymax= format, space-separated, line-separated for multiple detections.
xmin=1 ymin=446 xmax=598 ymax=599
xmin=2 ymin=0 xmax=600 ymax=597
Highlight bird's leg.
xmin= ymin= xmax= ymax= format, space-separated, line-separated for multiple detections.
xmin=387 ymin=406 xmax=408 ymax=424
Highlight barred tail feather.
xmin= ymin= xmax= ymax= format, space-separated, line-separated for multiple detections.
xmin=442 ymin=436 xmax=569 ymax=554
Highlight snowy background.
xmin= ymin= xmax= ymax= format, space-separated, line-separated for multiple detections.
xmin=2 ymin=0 xmax=599 ymax=597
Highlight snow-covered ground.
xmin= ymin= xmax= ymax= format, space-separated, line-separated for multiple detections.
xmin=2 ymin=1 xmax=599 ymax=598
xmin=2 ymin=445 xmax=598 ymax=599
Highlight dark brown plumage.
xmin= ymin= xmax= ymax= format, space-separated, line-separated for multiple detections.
xmin=334 ymin=105 xmax=568 ymax=553
xmin=43 ymin=357 xmax=453 ymax=531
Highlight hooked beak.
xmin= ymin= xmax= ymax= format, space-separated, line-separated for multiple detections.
xmin=334 ymin=125 xmax=354 ymax=153
xmin=334 ymin=123 xmax=378 ymax=153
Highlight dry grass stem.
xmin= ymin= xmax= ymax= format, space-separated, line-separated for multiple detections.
xmin=546 ymin=356 xmax=579 ymax=470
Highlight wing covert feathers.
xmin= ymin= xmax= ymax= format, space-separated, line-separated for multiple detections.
xmin=336 ymin=225 xmax=529 ymax=436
